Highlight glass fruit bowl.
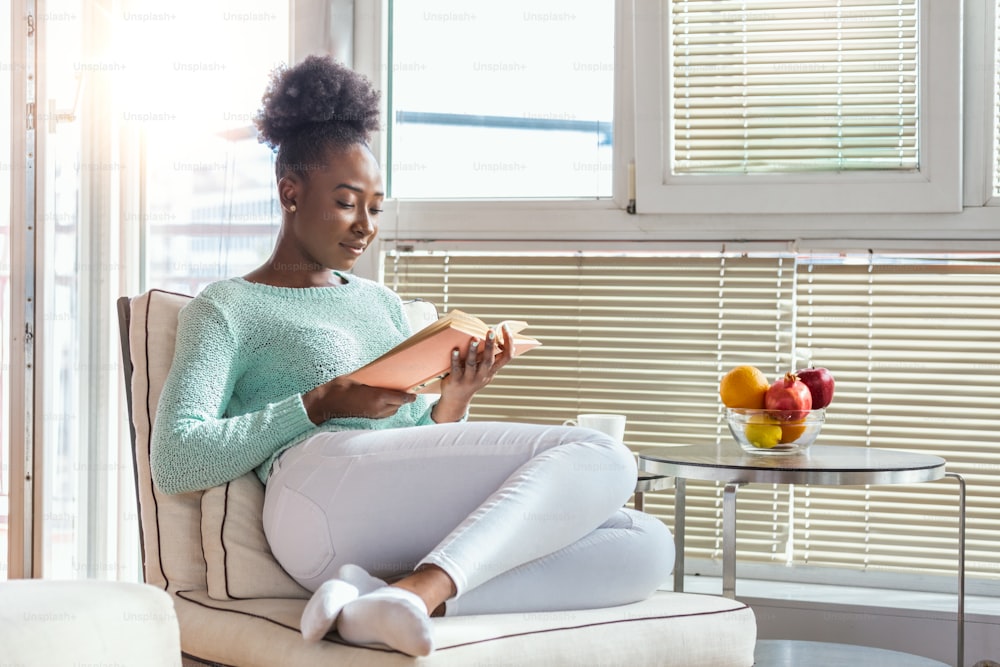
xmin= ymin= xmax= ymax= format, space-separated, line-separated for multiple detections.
xmin=726 ymin=408 xmax=826 ymax=455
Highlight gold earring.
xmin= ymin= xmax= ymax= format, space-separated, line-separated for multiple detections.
xmin=288 ymin=204 xmax=297 ymax=212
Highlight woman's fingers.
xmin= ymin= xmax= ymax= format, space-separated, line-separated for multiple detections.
xmin=449 ymin=338 xmax=490 ymax=383
xmin=491 ymin=325 xmax=515 ymax=369
xmin=444 ymin=326 xmax=518 ymax=392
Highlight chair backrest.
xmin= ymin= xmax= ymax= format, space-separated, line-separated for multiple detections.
xmin=118 ymin=289 xmax=205 ymax=593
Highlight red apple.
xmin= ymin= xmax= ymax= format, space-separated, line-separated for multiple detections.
xmin=795 ymin=367 xmax=835 ymax=409
xmin=765 ymin=372 xmax=812 ymax=420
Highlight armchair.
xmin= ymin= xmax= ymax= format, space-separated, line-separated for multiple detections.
xmin=117 ymin=288 xmax=757 ymax=666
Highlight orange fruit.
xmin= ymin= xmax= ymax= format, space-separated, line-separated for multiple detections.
xmin=780 ymin=421 xmax=807 ymax=443
xmin=719 ymin=365 xmax=770 ymax=409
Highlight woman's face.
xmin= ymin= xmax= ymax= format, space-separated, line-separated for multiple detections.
xmin=281 ymin=142 xmax=384 ymax=274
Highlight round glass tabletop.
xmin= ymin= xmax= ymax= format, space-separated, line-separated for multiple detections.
xmin=639 ymin=444 xmax=946 ymax=486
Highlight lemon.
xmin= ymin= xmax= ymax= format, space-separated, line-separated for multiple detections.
xmin=744 ymin=422 xmax=782 ymax=449
xmin=720 ymin=365 xmax=770 ymax=409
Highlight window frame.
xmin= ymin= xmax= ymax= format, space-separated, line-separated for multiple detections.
xmin=634 ymin=0 xmax=963 ymax=216
xmin=984 ymin=0 xmax=1000 ymax=204
xmin=6 ymin=0 xmax=36 ymax=579
xmin=961 ymin=0 xmax=1000 ymax=208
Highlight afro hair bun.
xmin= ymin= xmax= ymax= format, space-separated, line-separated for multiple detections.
xmin=254 ymin=55 xmax=381 ymax=149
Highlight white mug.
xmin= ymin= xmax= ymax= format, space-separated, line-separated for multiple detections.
xmin=563 ymin=413 xmax=627 ymax=442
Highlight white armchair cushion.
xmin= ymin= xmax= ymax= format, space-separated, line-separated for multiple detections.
xmin=202 ymin=472 xmax=310 ymax=600
xmin=402 ymin=298 xmax=439 ymax=332
xmin=173 ymin=588 xmax=757 ymax=667
xmin=128 ymin=289 xmax=206 ymax=594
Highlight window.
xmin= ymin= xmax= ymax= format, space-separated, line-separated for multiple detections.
xmin=632 ymin=0 xmax=963 ymax=215
xmin=387 ymin=0 xmax=615 ymax=199
xmin=671 ymin=3 xmax=918 ymax=174
xmin=39 ymin=0 xmax=90 ymax=580
xmin=123 ymin=1 xmax=288 ymax=294
xmin=143 ymin=134 xmax=280 ymax=296
xmin=384 ymin=249 xmax=1000 ymax=595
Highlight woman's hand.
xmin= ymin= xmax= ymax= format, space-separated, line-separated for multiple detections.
xmin=431 ymin=324 xmax=515 ymax=423
xmin=302 ymin=377 xmax=416 ymax=424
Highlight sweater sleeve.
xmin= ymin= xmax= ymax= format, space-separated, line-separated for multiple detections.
xmin=150 ymin=296 xmax=317 ymax=494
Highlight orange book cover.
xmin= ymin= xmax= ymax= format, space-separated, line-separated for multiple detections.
xmin=345 ymin=309 xmax=542 ymax=393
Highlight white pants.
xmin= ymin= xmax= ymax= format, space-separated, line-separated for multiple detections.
xmin=262 ymin=421 xmax=675 ymax=615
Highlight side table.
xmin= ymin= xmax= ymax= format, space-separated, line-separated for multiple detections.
xmin=638 ymin=444 xmax=967 ymax=667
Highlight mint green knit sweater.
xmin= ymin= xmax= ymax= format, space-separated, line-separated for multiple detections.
xmin=150 ymin=275 xmax=436 ymax=495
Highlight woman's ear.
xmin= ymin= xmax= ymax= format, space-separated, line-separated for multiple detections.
xmin=278 ymin=175 xmax=300 ymax=212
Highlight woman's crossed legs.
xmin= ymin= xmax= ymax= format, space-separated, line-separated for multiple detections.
xmin=263 ymin=421 xmax=675 ymax=655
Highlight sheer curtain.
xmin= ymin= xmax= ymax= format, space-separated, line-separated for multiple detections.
xmin=23 ymin=0 xmax=289 ymax=581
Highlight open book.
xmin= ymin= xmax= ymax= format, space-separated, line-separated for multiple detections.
xmin=345 ymin=309 xmax=542 ymax=393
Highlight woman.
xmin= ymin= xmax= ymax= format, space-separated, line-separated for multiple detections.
xmin=150 ymin=55 xmax=674 ymax=657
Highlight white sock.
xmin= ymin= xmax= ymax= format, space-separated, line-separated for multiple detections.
xmin=337 ymin=563 xmax=387 ymax=595
xmin=336 ymin=586 xmax=434 ymax=657
xmin=300 ymin=579 xmax=359 ymax=642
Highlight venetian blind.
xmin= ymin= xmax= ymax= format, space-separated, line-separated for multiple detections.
xmin=385 ymin=250 xmax=1000 ymax=587
xmin=791 ymin=257 xmax=1000 ymax=579
xmin=670 ymin=0 xmax=919 ymax=173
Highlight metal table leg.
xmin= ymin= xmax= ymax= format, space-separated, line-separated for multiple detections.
xmin=674 ymin=478 xmax=686 ymax=593
xmin=634 ymin=471 xmax=678 ymax=589
xmin=673 ymin=477 xmax=741 ymax=598
xmin=945 ymin=472 xmax=966 ymax=667
xmin=722 ymin=481 xmax=744 ymax=599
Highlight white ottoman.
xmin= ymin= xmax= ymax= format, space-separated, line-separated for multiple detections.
xmin=0 ymin=579 xmax=182 ymax=666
